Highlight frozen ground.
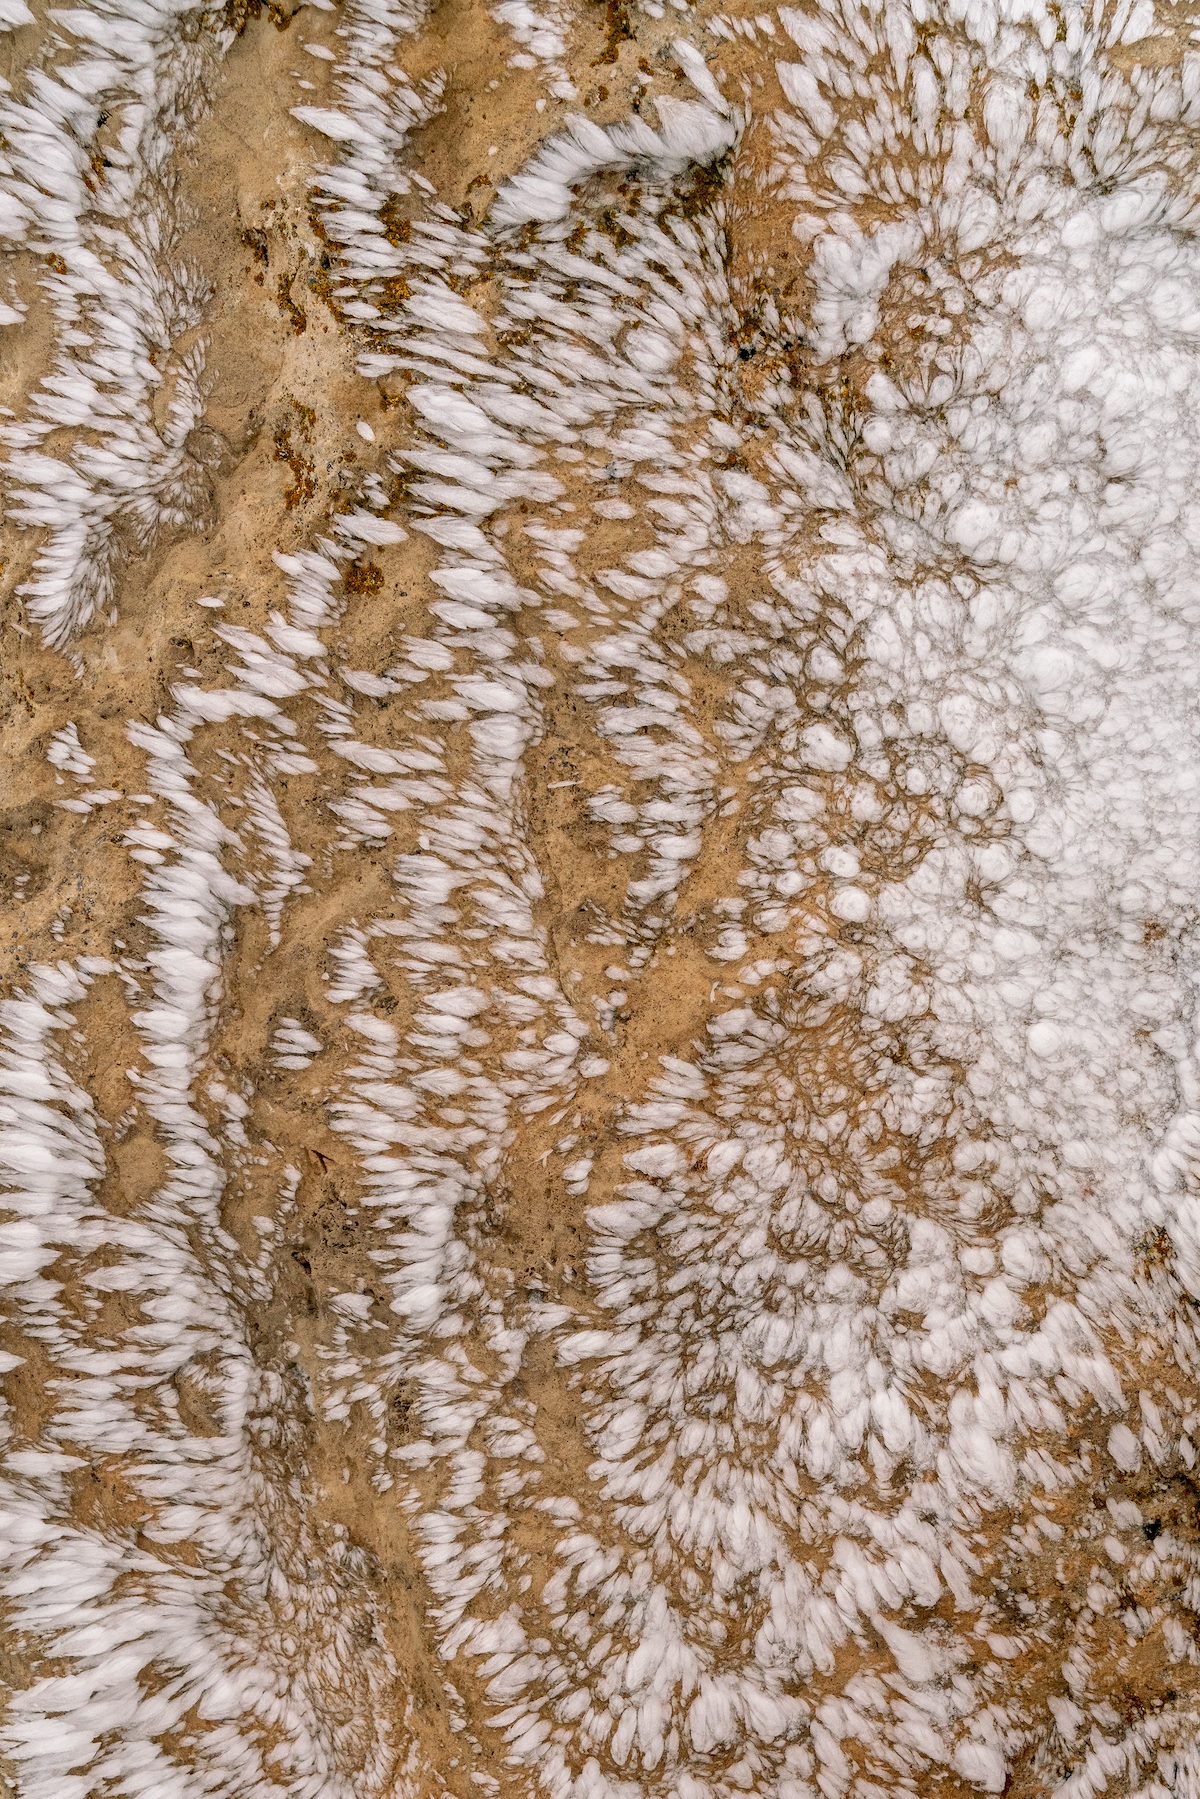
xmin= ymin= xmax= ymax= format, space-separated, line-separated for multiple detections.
xmin=2 ymin=0 xmax=1200 ymax=1792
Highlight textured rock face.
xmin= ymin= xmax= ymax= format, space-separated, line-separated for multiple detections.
xmin=4 ymin=0 xmax=1200 ymax=1793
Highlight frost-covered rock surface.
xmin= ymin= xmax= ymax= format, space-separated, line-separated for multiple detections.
xmin=3 ymin=0 xmax=1200 ymax=1792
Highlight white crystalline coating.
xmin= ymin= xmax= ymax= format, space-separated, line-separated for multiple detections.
xmin=47 ymin=722 xmax=94 ymax=781
xmin=671 ymin=37 xmax=728 ymax=112
xmin=491 ymin=0 xmax=577 ymax=101
xmin=7 ymin=0 xmax=1200 ymax=1791
xmin=491 ymin=102 xmax=740 ymax=227
xmin=0 ymin=0 xmax=227 ymax=648
xmin=271 ymin=1016 xmax=323 ymax=1068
